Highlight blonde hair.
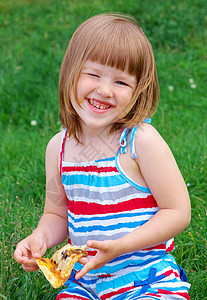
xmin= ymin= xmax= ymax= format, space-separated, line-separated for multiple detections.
xmin=59 ymin=13 xmax=159 ymax=143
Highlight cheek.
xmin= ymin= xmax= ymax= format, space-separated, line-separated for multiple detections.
xmin=119 ymin=91 xmax=133 ymax=107
xmin=76 ymin=79 xmax=89 ymax=101
xmin=77 ymin=75 xmax=97 ymax=94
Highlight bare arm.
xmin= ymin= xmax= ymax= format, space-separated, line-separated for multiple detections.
xmin=116 ymin=123 xmax=191 ymax=253
xmin=14 ymin=132 xmax=68 ymax=271
xmin=76 ymin=124 xmax=191 ymax=279
xmin=39 ymin=131 xmax=68 ymax=248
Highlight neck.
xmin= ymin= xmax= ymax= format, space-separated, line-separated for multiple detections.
xmin=80 ymin=123 xmax=112 ymax=144
xmin=79 ymin=127 xmax=122 ymax=160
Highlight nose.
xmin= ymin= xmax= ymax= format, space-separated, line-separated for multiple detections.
xmin=96 ymin=80 xmax=113 ymax=98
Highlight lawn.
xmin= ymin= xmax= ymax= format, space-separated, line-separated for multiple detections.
xmin=0 ymin=0 xmax=206 ymax=299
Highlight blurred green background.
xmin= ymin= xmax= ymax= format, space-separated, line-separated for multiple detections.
xmin=0 ymin=0 xmax=206 ymax=299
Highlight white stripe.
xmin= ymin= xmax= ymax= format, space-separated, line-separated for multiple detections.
xmin=69 ymin=226 xmax=136 ymax=237
xmin=62 ymin=159 xmax=116 ymax=168
xmin=98 ymin=282 xmax=134 ymax=299
xmin=63 ymin=170 xmax=118 ymax=177
xmin=153 ymin=281 xmax=191 ymax=290
xmin=166 ymin=238 xmax=174 ymax=248
xmin=64 ymin=182 xmax=130 ymax=193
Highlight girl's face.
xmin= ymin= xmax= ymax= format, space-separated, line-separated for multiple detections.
xmin=71 ymin=60 xmax=136 ymax=135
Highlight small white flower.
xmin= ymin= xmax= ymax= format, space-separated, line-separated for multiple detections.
xmin=186 ymin=183 xmax=191 ymax=187
xmin=189 ymin=78 xmax=194 ymax=84
xmin=168 ymin=85 xmax=174 ymax=92
xmin=190 ymin=83 xmax=196 ymax=89
xmin=30 ymin=120 xmax=37 ymax=126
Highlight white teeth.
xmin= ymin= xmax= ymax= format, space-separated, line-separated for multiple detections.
xmin=89 ymin=99 xmax=110 ymax=109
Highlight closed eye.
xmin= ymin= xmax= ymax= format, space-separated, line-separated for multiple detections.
xmin=116 ymin=81 xmax=129 ymax=86
xmin=87 ymin=73 xmax=99 ymax=78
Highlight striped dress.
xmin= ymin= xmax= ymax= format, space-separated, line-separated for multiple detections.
xmin=57 ymin=124 xmax=191 ymax=300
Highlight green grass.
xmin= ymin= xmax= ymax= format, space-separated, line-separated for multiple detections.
xmin=0 ymin=0 xmax=207 ymax=299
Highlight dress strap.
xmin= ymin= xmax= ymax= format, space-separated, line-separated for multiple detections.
xmin=59 ymin=128 xmax=67 ymax=177
xmin=119 ymin=127 xmax=130 ymax=154
xmin=142 ymin=118 xmax=151 ymax=124
xmin=119 ymin=119 xmax=151 ymax=159
xmin=130 ymin=118 xmax=151 ymax=159
xmin=130 ymin=126 xmax=138 ymax=159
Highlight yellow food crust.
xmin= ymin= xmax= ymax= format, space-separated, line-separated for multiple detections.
xmin=35 ymin=244 xmax=87 ymax=289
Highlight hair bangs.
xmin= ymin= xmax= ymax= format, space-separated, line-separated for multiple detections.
xmin=83 ymin=20 xmax=139 ymax=75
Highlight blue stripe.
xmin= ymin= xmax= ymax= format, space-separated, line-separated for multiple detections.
xmin=68 ymin=220 xmax=148 ymax=233
xmin=62 ymin=173 xmax=127 ymax=187
xmin=68 ymin=210 xmax=156 ymax=222
xmin=95 ymin=156 xmax=115 ymax=162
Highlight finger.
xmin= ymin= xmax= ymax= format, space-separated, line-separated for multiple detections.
xmin=87 ymin=240 xmax=107 ymax=251
xmin=75 ymin=261 xmax=95 ymax=280
xmin=14 ymin=244 xmax=30 ymax=264
xmin=22 ymin=257 xmax=38 ymax=267
xmin=22 ymin=263 xmax=39 ymax=272
xmin=78 ymin=257 xmax=89 ymax=265
xmin=19 ymin=256 xmax=39 ymax=272
xmin=14 ymin=249 xmax=24 ymax=264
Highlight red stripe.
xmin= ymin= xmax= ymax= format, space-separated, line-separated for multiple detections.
xmin=98 ymin=274 xmax=113 ymax=278
xmin=62 ymin=165 xmax=118 ymax=173
xmin=87 ymin=250 xmax=97 ymax=256
xmin=68 ymin=195 xmax=157 ymax=215
xmin=166 ymin=240 xmax=174 ymax=252
xmin=158 ymin=289 xmax=191 ymax=300
xmin=144 ymin=244 xmax=166 ymax=251
xmin=162 ymin=269 xmax=180 ymax=278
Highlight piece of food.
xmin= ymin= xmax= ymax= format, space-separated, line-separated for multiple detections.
xmin=35 ymin=244 xmax=87 ymax=288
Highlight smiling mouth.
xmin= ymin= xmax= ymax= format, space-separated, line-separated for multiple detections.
xmin=88 ymin=99 xmax=111 ymax=110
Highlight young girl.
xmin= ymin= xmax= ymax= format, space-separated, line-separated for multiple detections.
xmin=14 ymin=13 xmax=191 ymax=300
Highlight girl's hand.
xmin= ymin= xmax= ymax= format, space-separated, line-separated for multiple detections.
xmin=75 ymin=240 xmax=119 ymax=279
xmin=14 ymin=230 xmax=47 ymax=272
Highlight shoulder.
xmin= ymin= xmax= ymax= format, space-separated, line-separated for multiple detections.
xmin=46 ymin=131 xmax=64 ymax=155
xmin=134 ymin=123 xmax=175 ymax=169
xmin=45 ymin=131 xmax=64 ymax=168
xmin=135 ymin=123 xmax=168 ymax=151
